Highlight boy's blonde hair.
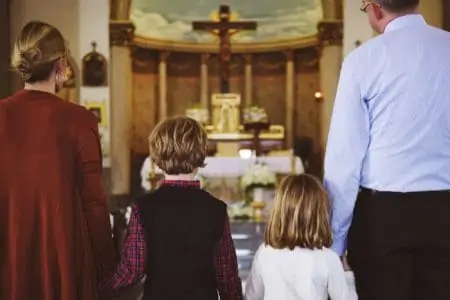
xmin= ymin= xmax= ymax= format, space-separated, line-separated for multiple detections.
xmin=148 ymin=116 xmax=207 ymax=175
xmin=264 ymin=174 xmax=332 ymax=250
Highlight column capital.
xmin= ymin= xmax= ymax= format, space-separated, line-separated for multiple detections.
xmin=243 ymin=54 xmax=252 ymax=64
xmin=159 ymin=50 xmax=171 ymax=62
xmin=110 ymin=21 xmax=135 ymax=47
xmin=317 ymin=20 xmax=343 ymax=46
xmin=201 ymin=53 xmax=210 ymax=64
xmin=283 ymin=50 xmax=294 ymax=62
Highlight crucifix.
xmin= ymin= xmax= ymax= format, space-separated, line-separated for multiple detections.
xmin=192 ymin=5 xmax=257 ymax=93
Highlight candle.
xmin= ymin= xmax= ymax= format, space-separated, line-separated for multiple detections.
xmin=150 ymin=158 xmax=156 ymax=178
xmin=290 ymin=149 xmax=296 ymax=174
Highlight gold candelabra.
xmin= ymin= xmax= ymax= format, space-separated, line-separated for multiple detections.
xmin=251 ymin=201 xmax=266 ymax=221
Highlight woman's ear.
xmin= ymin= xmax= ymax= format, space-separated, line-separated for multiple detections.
xmin=55 ymin=58 xmax=68 ymax=79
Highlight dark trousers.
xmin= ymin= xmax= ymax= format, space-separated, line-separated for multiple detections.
xmin=347 ymin=188 xmax=450 ymax=300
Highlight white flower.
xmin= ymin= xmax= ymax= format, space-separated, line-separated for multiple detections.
xmin=241 ymin=162 xmax=276 ymax=189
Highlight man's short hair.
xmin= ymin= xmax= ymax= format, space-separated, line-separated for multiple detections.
xmin=376 ymin=0 xmax=419 ymax=12
xmin=148 ymin=116 xmax=207 ymax=175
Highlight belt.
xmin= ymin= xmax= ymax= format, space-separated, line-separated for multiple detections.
xmin=359 ymin=187 xmax=449 ymax=195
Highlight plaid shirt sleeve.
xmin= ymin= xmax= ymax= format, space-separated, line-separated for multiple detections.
xmin=100 ymin=204 xmax=146 ymax=293
xmin=214 ymin=214 xmax=243 ymax=300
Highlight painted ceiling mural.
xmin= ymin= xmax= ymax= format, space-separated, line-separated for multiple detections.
xmin=131 ymin=0 xmax=323 ymax=43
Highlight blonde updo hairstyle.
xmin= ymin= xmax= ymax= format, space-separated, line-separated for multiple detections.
xmin=12 ymin=21 xmax=68 ymax=83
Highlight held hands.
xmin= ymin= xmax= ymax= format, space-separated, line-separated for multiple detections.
xmin=341 ymin=254 xmax=351 ymax=271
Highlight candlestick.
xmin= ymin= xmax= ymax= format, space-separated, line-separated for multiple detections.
xmin=148 ymin=159 xmax=158 ymax=191
xmin=290 ymin=149 xmax=296 ymax=174
xmin=150 ymin=159 xmax=156 ymax=177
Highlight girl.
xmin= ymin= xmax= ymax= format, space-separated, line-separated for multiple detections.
xmin=245 ymin=174 xmax=356 ymax=300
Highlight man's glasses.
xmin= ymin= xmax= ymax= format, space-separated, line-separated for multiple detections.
xmin=360 ymin=0 xmax=381 ymax=12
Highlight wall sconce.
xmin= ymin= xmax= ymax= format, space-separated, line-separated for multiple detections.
xmin=314 ymin=91 xmax=323 ymax=101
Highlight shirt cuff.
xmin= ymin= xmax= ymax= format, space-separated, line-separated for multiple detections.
xmin=331 ymin=237 xmax=347 ymax=257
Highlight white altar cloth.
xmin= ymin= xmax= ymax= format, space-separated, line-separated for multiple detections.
xmin=140 ymin=156 xmax=304 ymax=191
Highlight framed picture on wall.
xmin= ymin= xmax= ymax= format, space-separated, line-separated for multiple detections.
xmin=84 ymin=101 xmax=107 ymax=127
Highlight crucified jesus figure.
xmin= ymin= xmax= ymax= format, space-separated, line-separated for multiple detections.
xmin=192 ymin=5 xmax=257 ymax=93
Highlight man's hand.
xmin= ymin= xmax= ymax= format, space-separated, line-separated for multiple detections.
xmin=342 ymin=254 xmax=351 ymax=271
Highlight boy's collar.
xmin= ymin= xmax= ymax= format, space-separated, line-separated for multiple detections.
xmin=160 ymin=180 xmax=201 ymax=188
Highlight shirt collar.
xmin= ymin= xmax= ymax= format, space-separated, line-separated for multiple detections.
xmin=159 ymin=180 xmax=201 ymax=188
xmin=385 ymin=14 xmax=427 ymax=33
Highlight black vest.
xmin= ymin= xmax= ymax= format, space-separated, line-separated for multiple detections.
xmin=135 ymin=185 xmax=227 ymax=300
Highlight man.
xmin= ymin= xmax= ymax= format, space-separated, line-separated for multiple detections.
xmin=324 ymin=0 xmax=450 ymax=299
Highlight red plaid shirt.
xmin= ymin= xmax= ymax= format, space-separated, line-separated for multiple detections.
xmin=100 ymin=180 xmax=243 ymax=299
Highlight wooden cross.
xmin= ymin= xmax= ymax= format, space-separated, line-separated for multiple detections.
xmin=192 ymin=5 xmax=257 ymax=93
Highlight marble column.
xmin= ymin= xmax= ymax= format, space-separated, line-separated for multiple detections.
xmin=109 ymin=21 xmax=134 ymax=200
xmin=200 ymin=53 xmax=209 ymax=108
xmin=317 ymin=20 xmax=343 ymax=153
xmin=244 ymin=54 xmax=253 ymax=107
xmin=158 ymin=51 xmax=170 ymax=120
xmin=284 ymin=50 xmax=295 ymax=149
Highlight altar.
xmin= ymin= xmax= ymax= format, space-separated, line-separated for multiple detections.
xmin=140 ymin=155 xmax=304 ymax=201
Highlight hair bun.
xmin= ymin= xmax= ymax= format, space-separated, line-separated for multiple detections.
xmin=21 ymin=47 xmax=42 ymax=63
xmin=12 ymin=21 xmax=67 ymax=83
xmin=15 ymin=47 xmax=42 ymax=81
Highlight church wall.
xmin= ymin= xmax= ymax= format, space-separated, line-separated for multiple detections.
xmin=419 ymin=0 xmax=443 ymax=28
xmin=167 ymin=53 xmax=201 ymax=116
xmin=252 ymin=52 xmax=287 ymax=127
xmin=78 ymin=0 xmax=111 ymax=167
xmin=343 ymin=0 xmax=373 ymax=56
xmin=131 ymin=48 xmax=158 ymax=154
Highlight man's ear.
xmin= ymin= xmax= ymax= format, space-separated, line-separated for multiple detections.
xmin=372 ymin=5 xmax=383 ymax=20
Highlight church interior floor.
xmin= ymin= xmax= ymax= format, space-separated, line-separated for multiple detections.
xmin=111 ymin=221 xmax=263 ymax=299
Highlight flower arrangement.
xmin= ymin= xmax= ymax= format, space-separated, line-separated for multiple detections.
xmin=243 ymin=106 xmax=268 ymax=123
xmin=241 ymin=162 xmax=276 ymax=191
xmin=186 ymin=104 xmax=209 ymax=124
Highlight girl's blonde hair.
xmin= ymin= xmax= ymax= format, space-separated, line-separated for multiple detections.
xmin=264 ymin=174 xmax=332 ymax=250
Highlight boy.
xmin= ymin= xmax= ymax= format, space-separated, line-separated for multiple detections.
xmin=101 ymin=116 xmax=242 ymax=300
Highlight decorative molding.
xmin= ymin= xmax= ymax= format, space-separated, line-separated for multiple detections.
xmin=133 ymin=35 xmax=319 ymax=53
xmin=110 ymin=21 xmax=135 ymax=46
xmin=131 ymin=47 xmax=155 ymax=72
xmin=297 ymin=47 xmax=320 ymax=69
xmin=317 ymin=20 xmax=343 ymax=46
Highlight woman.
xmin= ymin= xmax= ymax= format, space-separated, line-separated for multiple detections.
xmin=0 ymin=21 xmax=116 ymax=299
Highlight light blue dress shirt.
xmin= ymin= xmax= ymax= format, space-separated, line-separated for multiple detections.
xmin=324 ymin=15 xmax=450 ymax=256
